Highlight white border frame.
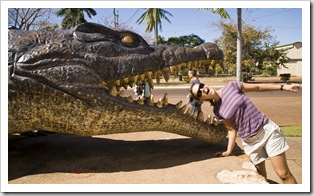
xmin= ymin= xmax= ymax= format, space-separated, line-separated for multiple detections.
xmin=1 ymin=0 xmax=311 ymax=193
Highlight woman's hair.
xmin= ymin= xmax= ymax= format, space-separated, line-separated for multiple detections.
xmin=190 ymin=88 xmax=199 ymax=100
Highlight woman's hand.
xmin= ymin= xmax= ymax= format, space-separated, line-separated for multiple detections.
xmin=283 ymin=83 xmax=302 ymax=92
xmin=215 ymin=151 xmax=232 ymax=157
xmin=216 ymin=120 xmax=237 ymax=157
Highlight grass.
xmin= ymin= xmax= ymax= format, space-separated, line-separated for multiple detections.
xmin=280 ymin=126 xmax=302 ymax=137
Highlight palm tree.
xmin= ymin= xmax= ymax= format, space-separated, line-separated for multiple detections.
xmin=198 ymin=8 xmax=231 ymax=19
xmin=56 ymin=8 xmax=97 ymax=29
xmin=136 ymin=8 xmax=173 ymax=45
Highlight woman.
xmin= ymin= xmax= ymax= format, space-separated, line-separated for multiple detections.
xmin=190 ymin=81 xmax=301 ymax=184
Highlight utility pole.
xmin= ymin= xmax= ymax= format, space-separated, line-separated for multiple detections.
xmin=236 ymin=8 xmax=242 ymax=82
xmin=113 ymin=8 xmax=119 ymax=29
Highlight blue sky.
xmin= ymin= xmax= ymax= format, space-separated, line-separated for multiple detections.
xmin=72 ymin=8 xmax=302 ymax=46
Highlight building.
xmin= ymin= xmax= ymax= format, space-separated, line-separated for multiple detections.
xmin=276 ymin=42 xmax=302 ymax=77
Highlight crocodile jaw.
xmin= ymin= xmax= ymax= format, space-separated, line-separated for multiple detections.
xmin=8 ymin=23 xmax=227 ymax=143
xmin=9 ymin=54 xmax=228 ymax=144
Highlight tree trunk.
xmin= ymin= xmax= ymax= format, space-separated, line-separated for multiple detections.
xmin=154 ymin=12 xmax=158 ymax=45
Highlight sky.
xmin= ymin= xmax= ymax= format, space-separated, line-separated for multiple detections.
xmin=69 ymin=8 xmax=303 ymax=46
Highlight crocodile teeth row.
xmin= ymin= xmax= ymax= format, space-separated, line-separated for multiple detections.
xmin=107 ymin=59 xmax=223 ymax=91
xmin=110 ymin=88 xmax=219 ymax=126
xmin=107 ymin=60 xmax=224 ymax=126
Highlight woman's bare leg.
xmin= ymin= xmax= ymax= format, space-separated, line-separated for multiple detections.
xmin=255 ymin=161 xmax=267 ymax=179
xmin=270 ymin=152 xmax=297 ymax=184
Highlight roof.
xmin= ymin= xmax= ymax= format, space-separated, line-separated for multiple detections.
xmin=276 ymin=42 xmax=302 ymax=49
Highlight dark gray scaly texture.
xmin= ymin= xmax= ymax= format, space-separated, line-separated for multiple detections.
xmin=8 ymin=22 xmax=227 ymax=144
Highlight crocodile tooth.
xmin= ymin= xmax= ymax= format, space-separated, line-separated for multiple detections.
xmin=194 ymin=60 xmax=198 ymax=68
xmin=169 ymin=66 xmax=175 ymax=75
xmin=153 ymin=71 xmax=158 ymax=79
xmin=175 ymin=100 xmax=182 ymax=109
xmin=175 ymin=64 xmax=180 ymax=71
xmin=139 ymin=73 xmax=145 ymax=81
xmin=205 ymin=115 xmax=212 ymax=124
xmin=115 ymin=80 xmax=121 ymax=86
xmin=187 ymin=62 xmax=192 ymax=70
xmin=148 ymin=95 xmax=154 ymax=106
xmin=211 ymin=59 xmax=218 ymax=66
xmin=123 ymin=84 xmax=128 ymax=90
xmin=146 ymin=71 xmax=153 ymax=80
xmin=197 ymin=60 xmax=201 ymax=68
xmin=156 ymin=73 xmax=161 ymax=84
xmin=162 ymin=69 xmax=170 ymax=82
xmin=148 ymin=78 xmax=154 ymax=89
xmin=128 ymin=76 xmax=135 ymax=85
xmin=179 ymin=64 xmax=184 ymax=72
xmin=110 ymin=86 xmax=118 ymax=96
xmin=197 ymin=111 xmax=204 ymax=122
xmin=119 ymin=79 xmax=125 ymax=86
xmin=137 ymin=97 xmax=144 ymax=105
xmin=127 ymin=95 xmax=133 ymax=102
xmin=156 ymin=98 xmax=163 ymax=108
xmin=219 ymin=60 xmax=225 ymax=70
xmin=212 ymin=116 xmax=220 ymax=126
xmin=118 ymin=89 xmax=125 ymax=97
xmin=170 ymin=66 xmax=177 ymax=77
xmin=192 ymin=110 xmax=198 ymax=119
xmin=129 ymin=82 xmax=135 ymax=88
xmin=180 ymin=104 xmax=188 ymax=114
xmin=174 ymin=69 xmax=178 ymax=78
xmin=107 ymin=81 xmax=115 ymax=90
xmin=122 ymin=77 xmax=128 ymax=84
xmin=205 ymin=64 xmax=210 ymax=74
xmin=133 ymin=75 xmax=138 ymax=84
xmin=162 ymin=93 xmax=168 ymax=105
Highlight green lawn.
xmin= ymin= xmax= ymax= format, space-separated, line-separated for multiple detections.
xmin=280 ymin=126 xmax=302 ymax=137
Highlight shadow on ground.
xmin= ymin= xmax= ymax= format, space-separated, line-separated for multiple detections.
xmin=8 ymin=133 xmax=244 ymax=181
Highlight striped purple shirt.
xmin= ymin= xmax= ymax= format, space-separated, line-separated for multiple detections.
xmin=213 ymin=81 xmax=268 ymax=140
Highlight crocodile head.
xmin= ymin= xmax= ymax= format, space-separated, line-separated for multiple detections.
xmin=8 ymin=22 xmax=227 ymax=144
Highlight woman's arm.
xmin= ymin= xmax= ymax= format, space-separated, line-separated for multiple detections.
xmin=215 ymin=120 xmax=237 ymax=157
xmin=242 ymin=82 xmax=302 ymax=93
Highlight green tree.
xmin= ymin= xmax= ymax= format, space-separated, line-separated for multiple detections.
xmin=214 ymin=21 xmax=288 ymax=79
xmin=165 ymin=34 xmax=205 ymax=47
xmin=56 ymin=8 xmax=97 ymax=30
xmin=136 ymin=8 xmax=173 ymax=45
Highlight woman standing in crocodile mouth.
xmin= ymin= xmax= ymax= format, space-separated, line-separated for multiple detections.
xmin=190 ymin=81 xmax=302 ymax=184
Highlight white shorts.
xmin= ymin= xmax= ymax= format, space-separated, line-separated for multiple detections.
xmin=242 ymin=119 xmax=289 ymax=165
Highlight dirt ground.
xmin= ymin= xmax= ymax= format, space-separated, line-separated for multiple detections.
xmin=6 ymin=76 xmax=303 ymax=189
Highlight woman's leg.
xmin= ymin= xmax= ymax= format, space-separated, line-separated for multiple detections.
xmin=270 ymin=152 xmax=297 ymax=184
xmin=255 ymin=161 xmax=267 ymax=179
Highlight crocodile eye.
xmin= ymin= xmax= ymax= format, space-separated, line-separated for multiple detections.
xmin=122 ymin=35 xmax=134 ymax=44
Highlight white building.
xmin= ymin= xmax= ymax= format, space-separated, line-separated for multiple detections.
xmin=276 ymin=42 xmax=302 ymax=77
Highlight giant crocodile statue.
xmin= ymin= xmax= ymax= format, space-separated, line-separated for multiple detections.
xmin=8 ymin=22 xmax=227 ymax=144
